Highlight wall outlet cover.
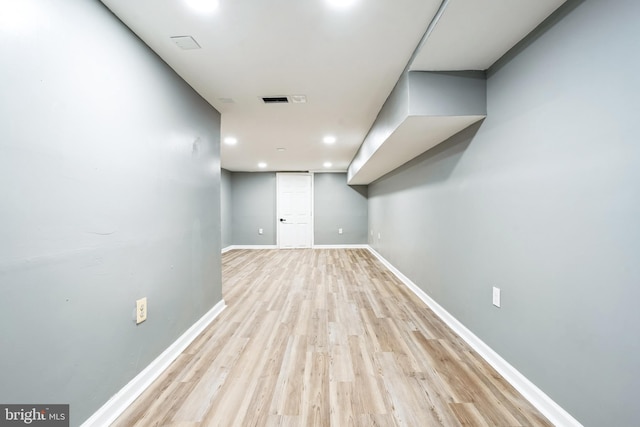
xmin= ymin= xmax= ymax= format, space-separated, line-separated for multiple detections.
xmin=136 ymin=297 xmax=148 ymax=324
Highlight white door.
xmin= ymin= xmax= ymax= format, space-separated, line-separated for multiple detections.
xmin=277 ymin=173 xmax=312 ymax=248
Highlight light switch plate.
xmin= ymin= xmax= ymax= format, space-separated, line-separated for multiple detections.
xmin=492 ymin=287 xmax=501 ymax=308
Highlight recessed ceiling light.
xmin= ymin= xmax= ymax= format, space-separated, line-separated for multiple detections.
xmin=276 ymin=147 xmax=286 ymax=152
xmin=326 ymin=0 xmax=359 ymax=10
xmin=184 ymin=0 xmax=219 ymax=14
xmin=323 ymin=135 xmax=336 ymax=144
xmin=323 ymin=162 xmax=333 ymax=168
xmin=258 ymin=162 xmax=267 ymax=169
xmin=224 ymin=137 xmax=237 ymax=145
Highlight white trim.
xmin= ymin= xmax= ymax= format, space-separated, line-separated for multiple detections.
xmin=80 ymin=300 xmax=227 ymax=427
xmin=310 ymin=172 xmax=315 ymax=248
xmin=365 ymin=246 xmax=583 ymax=427
xmin=224 ymin=245 xmax=368 ymax=251
xmin=223 ymin=245 xmax=278 ymax=251
xmin=313 ymin=244 xmax=369 ymax=249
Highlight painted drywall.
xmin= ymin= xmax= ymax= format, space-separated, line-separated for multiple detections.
xmin=230 ymin=172 xmax=277 ymax=245
xmin=314 ymin=173 xmax=368 ymax=245
xmin=228 ymin=172 xmax=366 ymax=247
xmin=348 ymin=73 xmax=410 ymax=182
xmin=407 ymin=71 xmax=486 ymax=116
xmin=221 ymin=169 xmax=233 ymax=249
xmin=368 ymin=0 xmax=640 ymax=425
xmin=0 ymin=1 xmax=222 ymax=425
xmin=348 ymin=71 xmax=487 ymax=185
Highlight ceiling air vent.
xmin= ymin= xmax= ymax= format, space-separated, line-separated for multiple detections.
xmin=262 ymin=96 xmax=289 ymax=104
xmin=170 ymin=36 xmax=201 ymax=50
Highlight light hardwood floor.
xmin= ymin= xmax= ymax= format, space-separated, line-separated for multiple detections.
xmin=112 ymin=248 xmax=552 ymax=426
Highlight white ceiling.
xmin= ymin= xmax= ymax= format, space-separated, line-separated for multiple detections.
xmin=100 ymin=0 xmax=565 ymax=176
xmin=410 ymin=0 xmax=566 ymax=71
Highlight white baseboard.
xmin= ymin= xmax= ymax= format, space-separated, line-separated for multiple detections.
xmin=365 ymin=246 xmax=582 ymax=427
xmin=222 ymin=245 xmax=278 ymax=252
xmin=223 ymin=244 xmax=369 ymax=251
xmin=313 ymin=244 xmax=369 ymax=249
xmin=80 ymin=299 xmax=227 ymax=427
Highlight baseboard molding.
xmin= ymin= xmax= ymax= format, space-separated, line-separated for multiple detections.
xmin=313 ymin=244 xmax=369 ymax=249
xmin=222 ymin=244 xmax=369 ymax=253
xmin=365 ymin=246 xmax=582 ymax=427
xmin=222 ymin=245 xmax=278 ymax=252
xmin=223 ymin=244 xmax=369 ymax=252
xmin=80 ymin=299 xmax=227 ymax=427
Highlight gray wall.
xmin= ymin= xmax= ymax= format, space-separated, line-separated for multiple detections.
xmin=230 ymin=172 xmax=277 ymax=245
xmin=407 ymin=71 xmax=486 ymax=117
xmin=227 ymin=172 xmax=368 ymax=246
xmin=0 ymin=1 xmax=222 ymax=425
xmin=314 ymin=173 xmax=368 ymax=245
xmin=221 ymin=169 xmax=233 ymax=249
xmin=368 ymin=1 xmax=640 ymax=425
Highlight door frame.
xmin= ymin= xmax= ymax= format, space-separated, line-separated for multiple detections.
xmin=276 ymin=172 xmax=314 ymax=248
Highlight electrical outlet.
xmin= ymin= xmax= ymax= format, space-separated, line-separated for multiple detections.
xmin=492 ymin=287 xmax=501 ymax=308
xmin=258 ymin=228 xmax=263 ymax=235
xmin=136 ymin=297 xmax=147 ymax=324
xmin=338 ymin=228 xmax=343 ymax=234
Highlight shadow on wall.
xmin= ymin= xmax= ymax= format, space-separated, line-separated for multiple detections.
xmin=372 ymin=119 xmax=484 ymax=195
xmin=350 ymin=185 xmax=368 ymax=198
xmin=490 ymin=0 xmax=586 ymax=76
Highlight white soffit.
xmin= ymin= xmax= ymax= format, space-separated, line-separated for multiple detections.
xmin=410 ymin=0 xmax=567 ymax=71
xmin=348 ymin=115 xmax=485 ymax=185
xmin=348 ymin=71 xmax=486 ymax=185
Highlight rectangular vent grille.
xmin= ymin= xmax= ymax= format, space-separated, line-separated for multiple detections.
xmin=170 ymin=36 xmax=201 ymax=50
xmin=262 ymin=96 xmax=289 ymax=104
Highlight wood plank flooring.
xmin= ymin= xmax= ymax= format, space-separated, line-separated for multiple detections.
xmin=112 ymin=249 xmax=552 ymax=427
